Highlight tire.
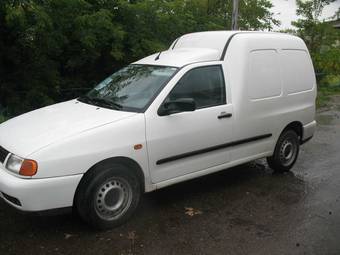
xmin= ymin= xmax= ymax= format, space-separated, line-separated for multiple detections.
xmin=75 ymin=163 xmax=141 ymax=230
xmin=267 ymin=129 xmax=300 ymax=173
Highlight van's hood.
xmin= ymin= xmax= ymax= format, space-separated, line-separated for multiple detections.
xmin=0 ymin=100 xmax=137 ymax=157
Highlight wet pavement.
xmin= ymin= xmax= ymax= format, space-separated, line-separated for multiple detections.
xmin=1 ymin=97 xmax=340 ymax=255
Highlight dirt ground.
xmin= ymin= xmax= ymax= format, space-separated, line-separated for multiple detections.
xmin=1 ymin=97 xmax=340 ymax=255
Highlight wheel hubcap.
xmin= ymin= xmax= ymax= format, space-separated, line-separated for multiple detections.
xmin=95 ymin=178 xmax=132 ymax=220
xmin=279 ymin=138 xmax=297 ymax=167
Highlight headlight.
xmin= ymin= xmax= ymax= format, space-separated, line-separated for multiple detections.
xmin=6 ymin=154 xmax=38 ymax=176
xmin=6 ymin=154 xmax=24 ymax=173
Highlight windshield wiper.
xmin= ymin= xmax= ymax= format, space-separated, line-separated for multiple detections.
xmin=91 ymin=97 xmax=123 ymax=110
xmin=78 ymin=95 xmax=92 ymax=103
xmin=78 ymin=95 xmax=123 ymax=110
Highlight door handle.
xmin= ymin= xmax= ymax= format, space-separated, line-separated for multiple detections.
xmin=217 ymin=112 xmax=232 ymax=119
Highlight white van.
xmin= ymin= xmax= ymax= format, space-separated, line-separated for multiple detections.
xmin=0 ymin=31 xmax=316 ymax=229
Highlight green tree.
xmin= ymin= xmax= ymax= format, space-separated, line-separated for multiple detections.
xmin=292 ymin=0 xmax=340 ymax=78
xmin=0 ymin=0 xmax=125 ymax=116
xmin=0 ymin=0 xmax=280 ymax=118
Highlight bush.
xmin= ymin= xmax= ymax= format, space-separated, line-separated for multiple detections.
xmin=0 ymin=0 xmax=279 ymax=119
xmin=320 ymin=75 xmax=340 ymax=88
xmin=316 ymin=75 xmax=340 ymax=108
xmin=0 ymin=114 xmax=6 ymax=124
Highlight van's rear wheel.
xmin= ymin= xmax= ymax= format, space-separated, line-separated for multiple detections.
xmin=75 ymin=164 xmax=141 ymax=230
xmin=267 ymin=129 xmax=299 ymax=172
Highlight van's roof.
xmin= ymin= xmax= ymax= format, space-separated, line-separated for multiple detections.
xmin=134 ymin=31 xmax=301 ymax=68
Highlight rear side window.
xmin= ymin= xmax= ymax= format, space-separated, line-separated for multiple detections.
xmin=281 ymin=50 xmax=314 ymax=94
xmin=248 ymin=49 xmax=282 ymax=100
xmin=167 ymin=65 xmax=226 ymax=109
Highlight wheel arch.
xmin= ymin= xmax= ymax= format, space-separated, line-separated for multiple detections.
xmin=281 ymin=121 xmax=303 ymax=143
xmin=73 ymin=157 xmax=146 ymax=206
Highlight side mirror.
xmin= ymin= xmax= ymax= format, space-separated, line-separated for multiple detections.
xmin=158 ymin=98 xmax=196 ymax=116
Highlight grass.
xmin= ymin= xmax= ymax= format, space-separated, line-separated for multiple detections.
xmin=316 ymin=75 xmax=340 ymax=109
xmin=317 ymin=86 xmax=340 ymax=109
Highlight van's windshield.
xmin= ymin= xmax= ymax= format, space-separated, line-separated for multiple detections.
xmin=78 ymin=64 xmax=178 ymax=112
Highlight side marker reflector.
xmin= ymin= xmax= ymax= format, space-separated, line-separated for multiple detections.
xmin=134 ymin=144 xmax=143 ymax=150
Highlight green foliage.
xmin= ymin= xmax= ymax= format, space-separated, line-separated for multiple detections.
xmin=321 ymin=74 xmax=340 ymax=87
xmin=289 ymin=0 xmax=340 ymax=108
xmin=0 ymin=115 xmax=5 ymax=124
xmin=0 ymin=0 xmax=279 ymax=117
xmin=294 ymin=0 xmax=334 ymax=20
xmin=292 ymin=0 xmax=340 ymax=77
xmin=316 ymin=84 xmax=340 ymax=108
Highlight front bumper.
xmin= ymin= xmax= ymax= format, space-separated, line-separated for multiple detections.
xmin=0 ymin=165 xmax=82 ymax=212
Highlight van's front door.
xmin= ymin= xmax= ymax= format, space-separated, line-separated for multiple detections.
xmin=145 ymin=64 xmax=233 ymax=184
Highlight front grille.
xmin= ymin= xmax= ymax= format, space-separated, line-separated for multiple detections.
xmin=0 ymin=146 xmax=9 ymax=164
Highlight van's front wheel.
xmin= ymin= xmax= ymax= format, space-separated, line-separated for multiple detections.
xmin=267 ymin=129 xmax=300 ymax=172
xmin=75 ymin=165 xmax=141 ymax=230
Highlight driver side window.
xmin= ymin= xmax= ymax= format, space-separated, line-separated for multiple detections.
xmin=167 ymin=65 xmax=226 ymax=109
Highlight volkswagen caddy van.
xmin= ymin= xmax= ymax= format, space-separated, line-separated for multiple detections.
xmin=0 ymin=31 xmax=316 ymax=229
